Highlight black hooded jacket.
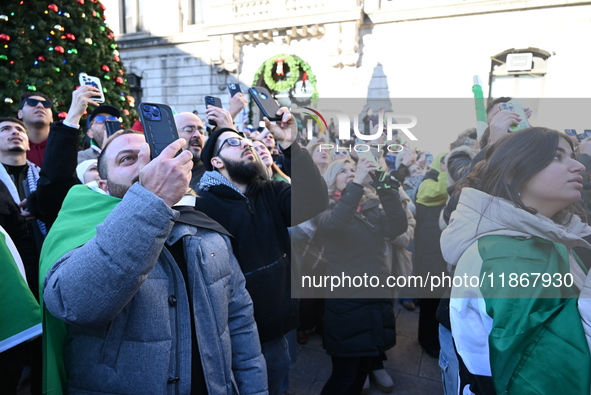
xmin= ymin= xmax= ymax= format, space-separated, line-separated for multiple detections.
xmin=196 ymin=142 xmax=328 ymax=342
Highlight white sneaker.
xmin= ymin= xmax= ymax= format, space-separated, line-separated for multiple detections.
xmin=361 ymin=375 xmax=370 ymax=394
xmin=371 ymin=369 xmax=394 ymax=393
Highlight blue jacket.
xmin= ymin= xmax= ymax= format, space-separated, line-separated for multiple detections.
xmin=43 ymin=184 xmax=267 ymax=394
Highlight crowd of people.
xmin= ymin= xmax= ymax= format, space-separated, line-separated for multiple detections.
xmin=2 ymin=81 xmax=591 ymax=395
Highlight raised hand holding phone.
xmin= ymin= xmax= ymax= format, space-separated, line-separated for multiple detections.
xmin=498 ymin=99 xmax=530 ymax=132
xmin=263 ymin=107 xmax=296 ymax=149
xmin=204 ymin=96 xmax=223 ymax=127
xmin=204 ymin=101 xmax=234 ymax=129
xmin=138 ymin=138 xmax=193 ymax=207
xmin=228 ymin=83 xmax=242 ymax=97
xmin=65 ymin=85 xmax=100 ymax=126
xmin=354 ymin=157 xmax=379 ymax=184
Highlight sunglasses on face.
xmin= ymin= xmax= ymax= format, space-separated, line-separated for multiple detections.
xmin=180 ymin=125 xmax=205 ymax=136
xmin=24 ymin=98 xmax=52 ymax=108
xmin=216 ymin=136 xmax=253 ymax=156
xmin=93 ymin=115 xmax=119 ymax=124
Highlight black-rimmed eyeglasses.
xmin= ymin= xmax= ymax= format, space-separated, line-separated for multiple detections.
xmin=216 ymin=137 xmax=253 ymax=156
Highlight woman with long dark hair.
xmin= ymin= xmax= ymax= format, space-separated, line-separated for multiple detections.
xmin=441 ymin=127 xmax=591 ymax=394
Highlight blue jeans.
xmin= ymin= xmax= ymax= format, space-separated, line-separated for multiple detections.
xmin=261 ymin=335 xmax=291 ymax=395
xmin=438 ymin=324 xmax=459 ymax=395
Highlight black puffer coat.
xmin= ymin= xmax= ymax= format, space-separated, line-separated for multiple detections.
xmin=317 ymin=182 xmax=407 ymax=357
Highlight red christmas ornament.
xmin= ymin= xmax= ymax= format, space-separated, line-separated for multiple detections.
xmin=66 ymin=33 xmax=76 ymax=41
xmin=0 ymin=34 xmax=10 ymax=42
xmin=99 ymin=3 xmax=106 ymax=10
xmin=37 ymin=56 xmax=46 ymax=61
xmin=92 ymin=10 xmax=97 ymax=17
xmin=76 ymin=0 xmax=84 ymax=4
xmin=57 ymin=111 xmax=68 ymax=120
xmin=101 ymin=65 xmax=110 ymax=72
xmin=123 ymin=109 xmax=130 ymax=116
xmin=119 ymin=69 xmax=124 ymax=75
xmin=54 ymin=46 xmax=65 ymax=54
xmin=47 ymin=4 xmax=59 ymax=12
xmin=107 ymin=32 xmax=114 ymax=39
xmin=115 ymin=77 xmax=124 ymax=85
xmin=113 ymin=55 xmax=120 ymax=62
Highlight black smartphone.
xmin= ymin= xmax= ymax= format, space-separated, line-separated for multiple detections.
xmin=249 ymin=86 xmax=281 ymax=121
xmin=105 ymin=120 xmax=123 ymax=137
xmin=228 ymin=83 xmax=242 ymax=97
xmin=138 ymin=102 xmax=179 ymax=160
xmin=204 ymin=96 xmax=223 ymax=127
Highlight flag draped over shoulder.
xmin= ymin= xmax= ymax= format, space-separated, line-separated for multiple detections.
xmin=39 ymin=185 xmax=120 ymax=395
xmin=0 ymin=226 xmax=41 ymax=352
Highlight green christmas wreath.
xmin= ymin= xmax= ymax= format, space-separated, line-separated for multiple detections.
xmin=250 ymin=54 xmax=319 ymax=124
xmin=264 ymin=54 xmax=299 ymax=92
xmin=252 ymin=54 xmax=318 ymax=99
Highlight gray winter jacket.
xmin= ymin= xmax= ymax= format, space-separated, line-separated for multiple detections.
xmin=43 ymin=184 xmax=267 ymax=394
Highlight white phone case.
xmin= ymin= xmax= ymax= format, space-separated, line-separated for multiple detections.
xmin=79 ymin=73 xmax=105 ymax=103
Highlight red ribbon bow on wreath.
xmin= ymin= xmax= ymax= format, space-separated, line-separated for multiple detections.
xmin=275 ymin=58 xmax=285 ymax=76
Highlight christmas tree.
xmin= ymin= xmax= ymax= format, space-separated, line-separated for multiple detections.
xmin=0 ymin=0 xmax=137 ymax=127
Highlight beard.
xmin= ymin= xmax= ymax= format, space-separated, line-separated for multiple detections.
xmin=106 ymin=179 xmax=130 ymax=198
xmin=106 ymin=175 xmax=138 ymax=198
xmin=8 ymin=146 xmax=26 ymax=152
xmin=189 ymin=137 xmax=203 ymax=162
xmin=220 ymin=153 xmax=266 ymax=185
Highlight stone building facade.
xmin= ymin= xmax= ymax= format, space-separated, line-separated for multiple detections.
xmin=101 ymin=0 xmax=591 ymax=150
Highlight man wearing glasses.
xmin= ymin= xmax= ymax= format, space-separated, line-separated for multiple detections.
xmin=77 ymin=105 xmax=122 ymax=164
xmin=197 ymin=108 xmax=328 ymax=394
xmin=175 ymin=108 xmax=236 ymax=189
xmin=17 ymin=93 xmax=54 ymax=167
xmin=174 ymin=112 xmax=208 ymax=188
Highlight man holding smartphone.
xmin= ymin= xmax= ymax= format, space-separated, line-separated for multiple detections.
xmin=77 ymin=104 xmax=122 ymax=164
xmin=198 ymin=107 xmax=328 ymax=394
xmin=40 ymin=130 xmax=268 ymax=394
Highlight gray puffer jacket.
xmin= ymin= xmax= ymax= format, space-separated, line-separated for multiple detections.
xmin=43 ymin=184 xmax=267 ymax=394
